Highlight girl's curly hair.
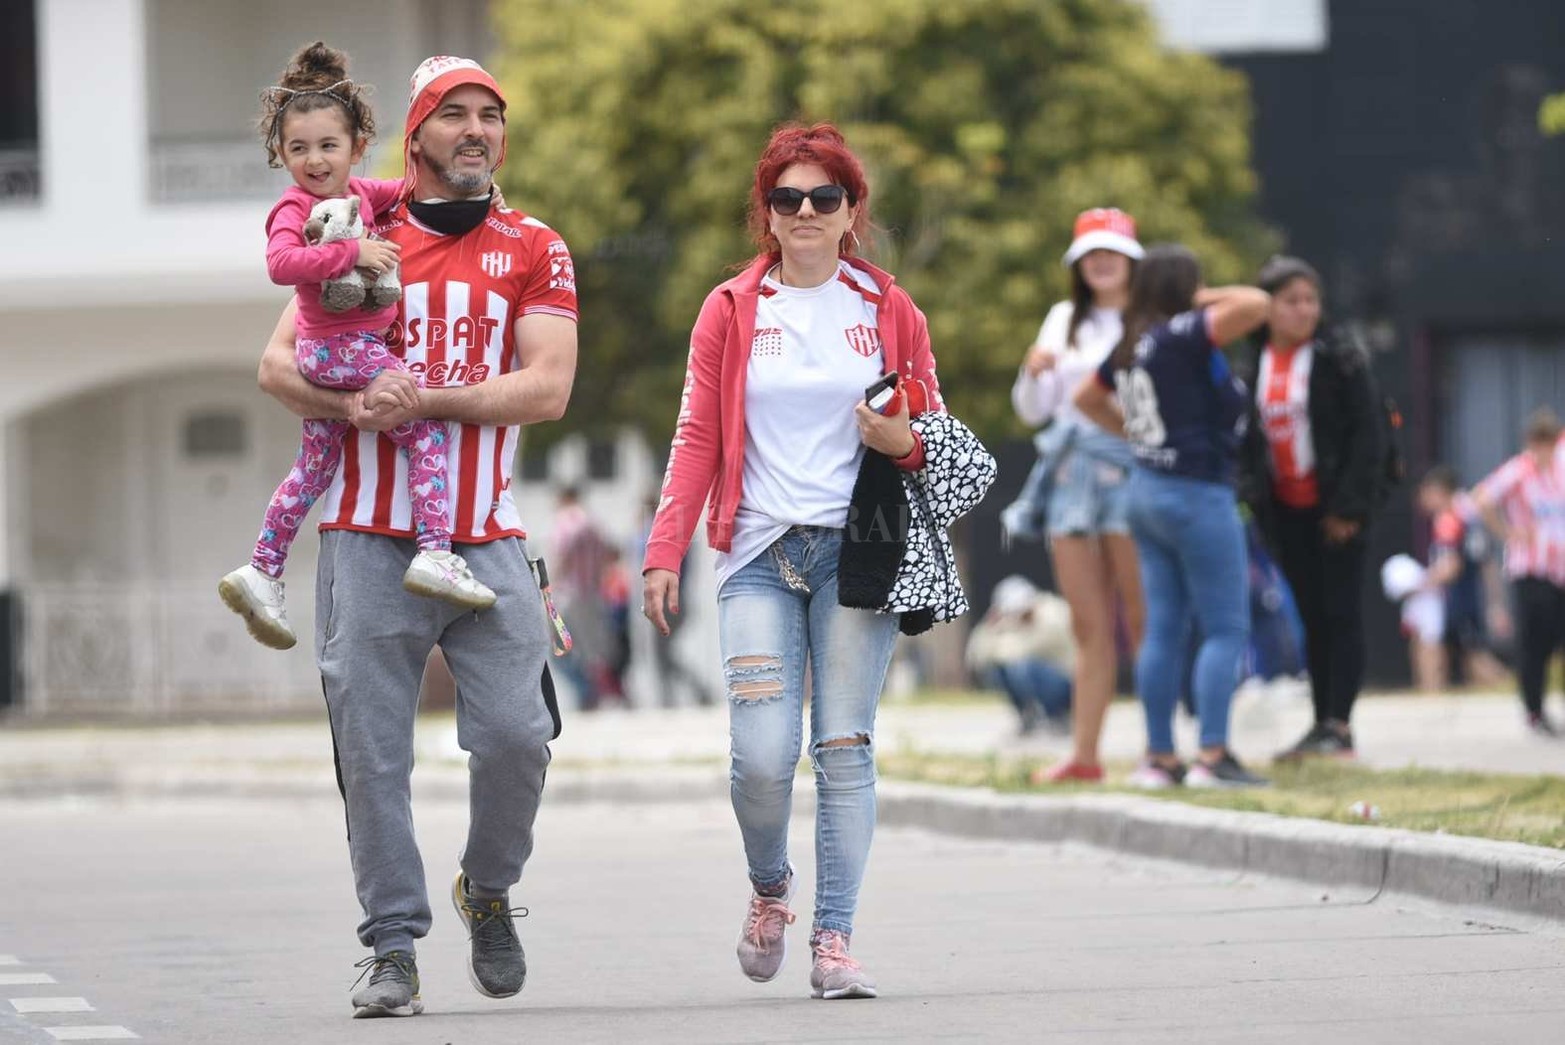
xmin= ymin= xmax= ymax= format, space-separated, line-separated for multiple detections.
xmin=258 ymin=41 xmax=376 ymax=169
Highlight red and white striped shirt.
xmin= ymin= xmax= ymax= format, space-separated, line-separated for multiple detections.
xmin=317 ymin=204 xmax=578 ymax=543
xmin=1257 ymin=343 xmax=1319 ymax=509
xmin=1474 ymin=438 xmax=1565 ymax=585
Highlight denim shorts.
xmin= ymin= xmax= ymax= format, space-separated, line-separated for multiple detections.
xmin=1046 ymin=448 xmax=1132 ymax=537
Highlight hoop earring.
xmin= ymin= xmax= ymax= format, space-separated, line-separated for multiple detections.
xmin=842 ymin=228 xmax=861 ymax=255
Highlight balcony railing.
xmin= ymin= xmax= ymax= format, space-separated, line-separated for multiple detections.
xmin=0 ymin=147 xmax=40 ymax=205
xmin=149 ymin=137 xmax=293 ymax=204
xmin=149 ymin=138 xmax=391 ymax=204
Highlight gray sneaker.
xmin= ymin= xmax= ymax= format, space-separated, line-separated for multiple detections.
xmin=1187 ymin=751 xmax=1270 ymax=789
xmin=736 ymin=878 xmax=796 ymax=982
xmin=451 ymin=871 xmax=527 ymax=998
xmin=350 ymin=951 xmax=422 ymax=1018
xmin=809 ymin=929 xmax=877 ymax=999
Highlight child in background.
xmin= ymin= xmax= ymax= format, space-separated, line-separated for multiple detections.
xmin=1417 ymin=466 xmax=1510 ymax=688
xmin=219 ymin=41 xmax=494 ymax=651
xmin=1381 ymin=553 xmax=1447 ymax=691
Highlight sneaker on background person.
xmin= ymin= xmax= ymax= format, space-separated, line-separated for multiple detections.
xmin=1275 ymin=720 xmax=1356 ymax=762
xmin=1187 ymin=751 xmax=1270 ymax=788
xmin=350 ymin=951 xmax=422 ymax=1018
xmin=809 ymin=929 xmax=877 ymax=1000
xmin=1127 ymin=759 xmax=1187 ymax=790
xmin=451 ymin=872 xmax=528 ymax=999
xmin=1030 ymin=759 xmax=1105 ymax=785
xmin=1526 ymin=712 xmax=1559 ymax=738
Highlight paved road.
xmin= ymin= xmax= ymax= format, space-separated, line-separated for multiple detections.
xmin=2 ymin=794 xmax=1563 ymax=1044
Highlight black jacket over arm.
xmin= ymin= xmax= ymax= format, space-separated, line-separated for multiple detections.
xmin=1236 ymin=328 xmax=1385 ymax=543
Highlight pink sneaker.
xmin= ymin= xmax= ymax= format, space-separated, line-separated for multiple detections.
xmin=809 ymin=930 xmax=877 ymax=1000
xmin=736 ymin=881 xmax=795 ymax=982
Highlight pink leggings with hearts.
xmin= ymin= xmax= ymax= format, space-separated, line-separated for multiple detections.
xmin=250 ymin=330 xmax=451 ymax=579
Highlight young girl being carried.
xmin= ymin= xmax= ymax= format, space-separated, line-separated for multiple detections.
xmin=219 ymin=41 xmax=495 ymax=651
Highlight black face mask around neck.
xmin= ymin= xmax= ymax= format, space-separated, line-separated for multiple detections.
xmin=408 ymin=195 xmax=493 ymax=235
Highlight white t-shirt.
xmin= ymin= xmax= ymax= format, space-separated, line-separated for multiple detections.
xmin=1011 ymin=301 xmax=1123 ymax=429
xmin=715 ymin=261 xmax=886 ymax=592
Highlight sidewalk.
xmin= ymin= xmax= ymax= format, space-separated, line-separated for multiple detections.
xmin=0 ymin=686 xmax=1560 ymax=788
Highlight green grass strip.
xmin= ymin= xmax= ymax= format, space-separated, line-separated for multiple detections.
xmin=878 ymin=751 xmax=1565 ymax=849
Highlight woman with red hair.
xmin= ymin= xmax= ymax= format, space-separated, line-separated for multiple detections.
xmin=642 ymin=123 xmax=943 ymax=1000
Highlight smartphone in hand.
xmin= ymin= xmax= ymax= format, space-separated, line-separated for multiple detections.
xmin=865 ymin=372 xmax=900 ymax=415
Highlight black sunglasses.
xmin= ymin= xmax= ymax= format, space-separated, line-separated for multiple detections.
xmin=766 ymin=184 xmax=850 ymax=216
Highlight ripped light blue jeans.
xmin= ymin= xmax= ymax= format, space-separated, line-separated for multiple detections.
xmin=717 ymin=525 xmax=900 ymax=937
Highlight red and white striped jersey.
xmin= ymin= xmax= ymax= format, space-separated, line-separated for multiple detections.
xmin=1474 ymin=439 xmax=1565 ymax=586
xmin=317 ymin=204 xmax=578 ymax=543
xmin=1257 ymin=343 xmax=1319 ymax=509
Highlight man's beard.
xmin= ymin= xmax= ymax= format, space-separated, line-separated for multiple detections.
xmin=433 ymin=141 xmax=495 ymax=196
xmin=435 ymin=161 xmax=493 ymax=196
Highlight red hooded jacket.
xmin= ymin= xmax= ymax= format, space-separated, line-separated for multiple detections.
xmin=642 ymin=254 xmax=945 ymax=577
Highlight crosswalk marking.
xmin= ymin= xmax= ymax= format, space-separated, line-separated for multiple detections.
xmin=43 ymin=1028 xmax=139 ymax=1042
xmin=10 ymin=998 xmax=94 ymax=1014
xmin=0 ymin=956 xmax=135 ymax=1041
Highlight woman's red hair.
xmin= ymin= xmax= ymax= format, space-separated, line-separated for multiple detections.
xmin=747 ymin=122 xmax=871 ymax=257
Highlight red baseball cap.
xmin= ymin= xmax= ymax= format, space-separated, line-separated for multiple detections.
xmin=1062 ymin=208 xmax=1143 ymax=266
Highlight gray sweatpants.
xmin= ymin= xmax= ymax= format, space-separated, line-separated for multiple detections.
xmin=315 ymin=530 xmax=560 ymax=955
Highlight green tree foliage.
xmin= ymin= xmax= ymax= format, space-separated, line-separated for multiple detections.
xmin=491 ymin=0 xmax=1276 ymax=444
xmin=1540 ymin=92 xmax=1565 ymax=136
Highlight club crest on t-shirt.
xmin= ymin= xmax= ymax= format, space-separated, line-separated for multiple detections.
xmin=845 ymin=323 xmax=882 ymax=357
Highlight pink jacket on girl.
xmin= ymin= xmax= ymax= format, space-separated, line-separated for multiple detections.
xmin=642 ymin=253 xmax=945 ymax=576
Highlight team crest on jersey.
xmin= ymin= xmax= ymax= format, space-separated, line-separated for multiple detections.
xmin=480 ymin=251 xmax=513 ymax=279
xmin=844 ymin=323 xmax=882 ymax=358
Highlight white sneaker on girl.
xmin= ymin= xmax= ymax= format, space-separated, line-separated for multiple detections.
xmin=218 ymin=564 xmax=298 ymax=650
xmin=402 ymin=550 xmax=497 ymax=610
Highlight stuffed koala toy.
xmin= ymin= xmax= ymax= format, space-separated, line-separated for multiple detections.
xmin=302 ymin=196 xmax=402 ymax=314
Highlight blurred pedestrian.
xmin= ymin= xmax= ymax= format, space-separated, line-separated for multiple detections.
xmin=1471 ymin=408 xmax=1565 ymax=735
xmin=598 ymin=546 xmax=633 ymax=706
xmin=1236 ymin=256 xmax=1385 ymax=762
xmin=634 ymin=496 xmax=717 ymax=708
xmin=642 ymin=122 xmax=948 ymax=999
xmin=1009 ymin=208 xmax=1145 ymax=783
xmin=551 ymin=485 xmax=611 ymax=711
xmin=1417 ymin=466 xmax=1510 ymax=688
xmin=965 ymin=576 xmax=1075 ymax=735
xmin=1074 ymin=244 xmax=1271 ymax=788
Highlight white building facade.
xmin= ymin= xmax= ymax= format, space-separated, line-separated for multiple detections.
xmin=0 ymin=0 xmax=566 ymax=716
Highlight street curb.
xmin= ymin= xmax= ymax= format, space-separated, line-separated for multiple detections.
xmin=5 ymin=766 xmax=1562 ymax=924
xmin=876 ymin=781 xmax=1565 ymax=925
